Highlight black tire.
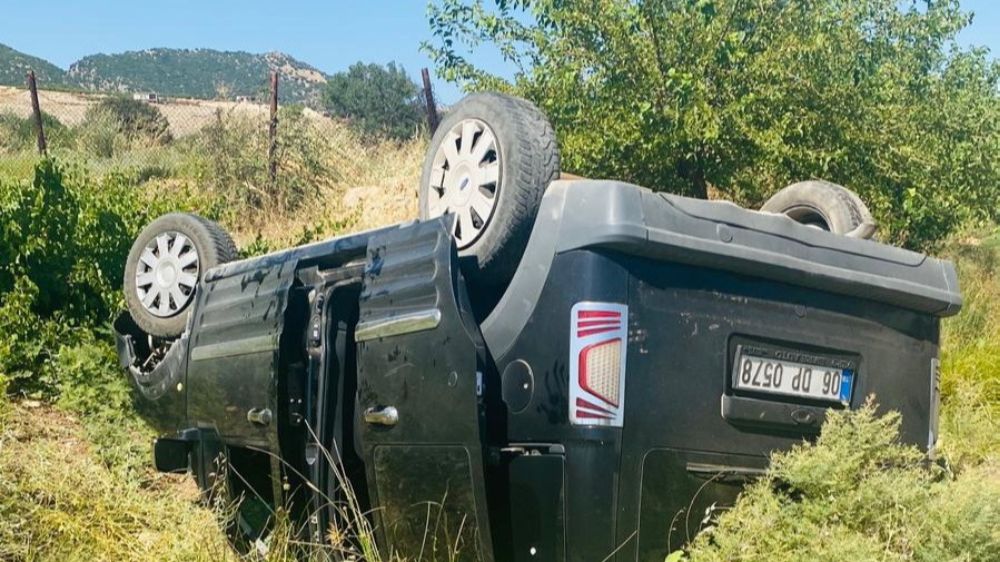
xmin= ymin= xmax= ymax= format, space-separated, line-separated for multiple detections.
xmin=419 ymin=92 xmax=560 ymax=286
xmin=760 ymin=180 xmax=877 ymax=239
xmin=124 ymin=213 xmax=237 ymax=338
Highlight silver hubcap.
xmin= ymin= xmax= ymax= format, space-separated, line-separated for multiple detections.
xmin=427 ymin=118 xmax=501 ymax=248
xmin=135 ymin=231 xmax=199 ymax=318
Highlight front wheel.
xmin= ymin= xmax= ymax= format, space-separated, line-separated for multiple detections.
xmin=123 ymin=213 xmax=237 ymax=337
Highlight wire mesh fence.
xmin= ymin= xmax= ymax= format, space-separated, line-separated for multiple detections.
xmin=0 ymin=70 xmax=439 ymax=229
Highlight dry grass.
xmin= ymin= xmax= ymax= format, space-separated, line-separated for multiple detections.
xmin=217 ymin=123 xmax=426 ymax=247
xmin=0 ymin=401 xmax=238 ymax=562
xmin=0 ymin=87 xmax=428 ymax=250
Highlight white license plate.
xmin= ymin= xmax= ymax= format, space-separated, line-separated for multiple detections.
xmin=733 ymin=350 xmax=854 ymax=403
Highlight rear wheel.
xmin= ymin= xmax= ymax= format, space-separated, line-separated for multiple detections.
xmin=124 ymin=213 xmax=237 ymax=337
xmin=419 ymin=92 xmax=560 ymax=287
xmin=760 ymin=180 xmax=877 ymax=239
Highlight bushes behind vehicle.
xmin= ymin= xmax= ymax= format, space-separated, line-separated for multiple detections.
xmin=0 ymin=111 xmax=72 ymax=153
xmin=0 ymin=159 xmax=203 ymax=399
xmin=322 ymin=61 xmax=426 ymax=141
xmin=78 ymin=97 xmax=173 ymax=157
xmin=191 ymin=105 xmax=332 ymax=212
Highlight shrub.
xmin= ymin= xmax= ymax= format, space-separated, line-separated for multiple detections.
xmin=681 ymin=401 xmax=1000 ymax=562
xmin=674 ymin=233 xmax=1000 ymax=561
xmin=0 ymin=159 xmax=201 ymax=397
xmin=192 ymin=106 xmax=329 ymax=213
xmin=75 ymin=107 xmax=127 ymax=158
xmin=77 ymin=97 xmax=172 ymax=157
xmin=0 ymin=111 xmax=71 ymax=153
xmin=55 ymin=337 xmax=131 ymax=417
xmin=322 ymin=61 xmax=425 ymax=141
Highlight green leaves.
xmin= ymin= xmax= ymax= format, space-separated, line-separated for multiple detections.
xmin=427 ymin=0 xmax=999 ymax=250
xmin=0 ymin=159 xmax=171 ymax=397
xmin=681 ymin=400 xmax=1000 ymax=562
xmin=321 ymin=62 xmax=425 ymax=141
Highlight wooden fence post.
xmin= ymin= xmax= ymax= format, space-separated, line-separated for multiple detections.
xmin=267 ymin=70 xmax=279 ymax=190
xmin=26 ymin=71 xmax=47 ymax=156
xmin=421 ymin=68 xmax=439 ymax=134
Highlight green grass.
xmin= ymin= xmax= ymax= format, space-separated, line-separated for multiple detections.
xmin=936 ymin=231 xmax=1000 ymax=468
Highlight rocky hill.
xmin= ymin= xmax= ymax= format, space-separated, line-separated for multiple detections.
xmin=0 ymin=43 xmax=68 ymax=87
xmin=68 ymin=48 xmax=328 ymax=106
xmin=0 ymin=44 xmax=328 ymax=107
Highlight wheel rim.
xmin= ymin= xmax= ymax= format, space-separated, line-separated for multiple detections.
xmin=784 ymin=206 xmax=831 ymax=231
xmin=426 ymin=118 xmax=501 ymax=249
xmin=135 ymin=231 xmax=200 ymax=318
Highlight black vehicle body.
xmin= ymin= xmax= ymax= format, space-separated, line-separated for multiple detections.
xmin=115 ymin=180 xmax=961 ymax=561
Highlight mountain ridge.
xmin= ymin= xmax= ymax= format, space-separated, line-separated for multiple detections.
xmin=0 ymin=43 xmax=69 ymax=86
xmin=0 ymin=44 xmax=329 ymax=107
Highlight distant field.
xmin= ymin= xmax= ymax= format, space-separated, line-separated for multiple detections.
xmin=0 ymin=86 xmax=331 ymax=137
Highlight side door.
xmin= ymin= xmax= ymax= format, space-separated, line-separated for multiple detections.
xmin=356 ymin=218 xmax=494 ymax=561
xmin=186 ymin=257 xmax=298 ymax=451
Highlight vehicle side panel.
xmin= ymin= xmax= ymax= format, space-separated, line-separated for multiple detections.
xmin=186 ymin=258 xmax=298 ymax=449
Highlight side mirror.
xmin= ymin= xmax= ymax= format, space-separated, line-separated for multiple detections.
xmin=152 ymin=437 xmax=191 ymax=473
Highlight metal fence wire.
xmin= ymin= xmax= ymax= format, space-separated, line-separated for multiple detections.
xmin=0 ymin=70 xmax=439 ymax=215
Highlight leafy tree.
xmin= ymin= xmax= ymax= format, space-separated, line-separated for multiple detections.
xmin=322 ymin=62 xmax=425 ymax=141
xmin=425 ymin=0 xmax=1000 ymax=249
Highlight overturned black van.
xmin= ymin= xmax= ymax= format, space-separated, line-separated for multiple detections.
xmin=114 ymin=93 xmax=960 ymax=561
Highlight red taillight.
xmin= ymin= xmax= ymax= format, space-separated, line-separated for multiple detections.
xmin=569 ymin=303 xmax=628 ymax=427
xmin=579 ymin=339 xmax=622 ymax=406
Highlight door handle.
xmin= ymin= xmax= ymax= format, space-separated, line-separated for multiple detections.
xmin=363 ymin=406 xmax=399 ymax=427
xmin=246 ymin=408 xmax=273 ymax=426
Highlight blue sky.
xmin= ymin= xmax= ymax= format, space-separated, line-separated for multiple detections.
xmin=0 ymin=0 xmax=996 ymax=104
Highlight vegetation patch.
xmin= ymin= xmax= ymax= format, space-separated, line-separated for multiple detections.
xmin=678 ymin=401 xmax=999 ymax=562
xmin=322 ymin=62 xmax=426 ymax=141
xmin=671 ymin=230 xmax=1000 ymax=561
xmin=0 ymin=400 xmax=239 ymax=562
xmin=0 ymin=111 xmax=71 ymax=153
xmin=79 ymin=97 xmax=173 ymax=157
